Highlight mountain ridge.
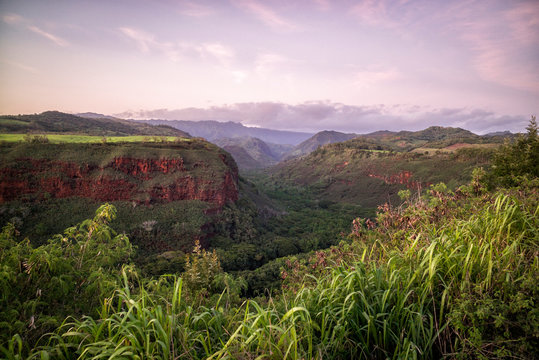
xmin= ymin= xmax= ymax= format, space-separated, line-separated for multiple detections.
xmin=0 ymin=111 xmax=190 ymax=137
xmin=140 ymin=119 xmax=313 ymax=145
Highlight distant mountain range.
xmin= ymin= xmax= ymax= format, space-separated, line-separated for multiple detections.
xmin=0 ymin=111 xmax=516 ymax=172
xmin=211 ymin=126 xmax=514 ymax=170
xmin=140 ymin=119 xmax=313 ymax=145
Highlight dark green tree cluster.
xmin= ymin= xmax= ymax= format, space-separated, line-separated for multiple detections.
xmin=487 ymin=116 xmax=538 ymax=188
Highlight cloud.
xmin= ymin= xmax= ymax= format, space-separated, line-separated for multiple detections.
xmin=1 ymin=59 xmax=38 ymax=73
xmin=350 ymin=0 xmax=392 ymax=27
xmin=313 ymin=0 xmax=331 ymax=11
xmin=231 ymin=70 xmax=248 ymax=83
xmin=505 ymin=1 xmax=539 ymax=46
xmin=197 ymin=43 xmax=235 ymax=65
xmin=119 ymin=27 xmax=235 ymax=64
xmin=115 ymin=102 xmax=528 ymax=134
xmin=3 ymin=13 xmax=69 ymax=47
xmin=2 ymin=13 xmax=25 ymax=24
xmin=27 ymin=25 xmax=69 ymax=47
xmin=353 ymin=67 xmax=401 ymax=88
xmin=254 ymin=53 xmax=289 ymax=77
xmin=119 ymin=26 xmax=181 ymax=61
xmin=119 ymin=27 xmax=155 ymax=52
xmin=232 ymin=0 xmax=299 ymax=31
xmin=451 ymin=1 xmax=539 ymax=92
xmin=178 ymin=1 xmax=215 ymax=17
xmin=347 ymin=1 xmax=539 ymax=93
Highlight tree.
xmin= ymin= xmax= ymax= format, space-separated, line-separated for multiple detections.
xmin=0 ymin=204 xmax=133 ymax=347
xmin=487 ymin=116 xmax=539 ymax=188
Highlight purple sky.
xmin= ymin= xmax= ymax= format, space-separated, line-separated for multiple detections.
xmin=0 ymin=0 xmax=537 ymax=133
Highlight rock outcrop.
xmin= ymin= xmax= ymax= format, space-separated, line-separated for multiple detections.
xmin=0 ymin=143 xmax=238 ymax=208
xmin=367 ymin=170 xmax=428 ymax=190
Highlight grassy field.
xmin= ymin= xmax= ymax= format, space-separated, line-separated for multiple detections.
xmin=412 ymin=143 xmax=499 ymax=154
xmin=0 ymin=133 xmax=190 ymax=143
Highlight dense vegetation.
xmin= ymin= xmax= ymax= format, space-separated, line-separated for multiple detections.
xmin=271 ymin=143 xmax=494 ymax=207
xmin=0 ymin=119 xmax=536 ymax=358
xmin=212 ymin=125 xmax=513 ymax=172
xmin=0 ymin=111 xmax=188 ymax=137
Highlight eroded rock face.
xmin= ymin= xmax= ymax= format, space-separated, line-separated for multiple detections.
xmin=367 ymin=170 xmax=429 ymax=190
xmin=0 ymin=156 xmax=238 ymax=207
xmin=112 ymin=157 xmax=185 ymax=179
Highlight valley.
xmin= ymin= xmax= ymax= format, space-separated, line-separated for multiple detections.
xmin=0 ymin=111 xmax=536 ymax=359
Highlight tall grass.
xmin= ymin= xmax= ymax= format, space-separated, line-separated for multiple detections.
xmin=5 ymin=190 xmax=537 ymax=359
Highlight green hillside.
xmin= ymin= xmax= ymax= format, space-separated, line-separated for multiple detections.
xmin=0 ymin=111 xmax=189 ymax=137
xmin=358 ymin=126 xmax=510 ymax=151
xmin=285 ymin=130 xmax=358 ymax=159
xmin=271 ymin=138 xmax=496 ymax=208
xmin=215 ymin=137 xmax=280 ymax=165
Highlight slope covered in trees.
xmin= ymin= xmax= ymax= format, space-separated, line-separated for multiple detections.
xmin=0 ymin=139 xmax=239 ymax=256
xmin=0 ymin=111 xmax=189 ymax=137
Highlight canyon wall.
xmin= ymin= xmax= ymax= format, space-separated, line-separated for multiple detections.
xmin=0 ymin=142 xmax=238 ymax=208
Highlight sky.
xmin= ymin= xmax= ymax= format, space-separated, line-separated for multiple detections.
xmin=0 ymin=0 xmax=537 ymax=134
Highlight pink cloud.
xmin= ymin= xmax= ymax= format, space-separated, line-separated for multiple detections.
xmin=254 ymin=53 xmax=289 ymax=77
xmin=313 ymin=0 xmax=331 ymax=12
xmin=2 ymin=13 xmax=25 ymax=24
xmin=3 ymin=13 xmax=69 ymax=47
xmin=354 ymin=67 xmax=401 ymax=88
xmin=505 ymin=1 xmax=539 ymax=46
xmin=197 ymin=43 xmax=235 ymax=65
xmin=28 ymin=25 xmax=69 ymax=47
xmin=2 ymin=59 xmax=38 ymax=73
xmin=452 ymin=2 xmax=539 ymax=92
xmin=350 ymin=0 xmax=393 ymax=27
xmin=232 ymin=0 xmax=299 ymax=31
xmin=178 ymin=2 xmax=215 ymax=17
xmin=119 ymin=27 xmax=183 ymax=61
xmin=119 ymin=27 xmax=236 ymax=66
xmin=119 ymin=27 xmax=154 ymax=52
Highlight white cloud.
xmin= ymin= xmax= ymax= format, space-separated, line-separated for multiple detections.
xmin=3 ymin=13 xmax=69 ymax=47
xmin=27 ymin=25 xmax=69 ymax=47
xmin=354 ymin=67 xmax=401 ymax=88
xmin=350 ymin=0 xmax=393 ymax=27
xmin=119 ymin=27 xmax=154 ymax=52
xmin=119 ymin=27 xmax=237 ymax=65
xmin=231 ymin=70 xmax=248 ymax=83
xmin=2 ymin=59 xmax=38 ymax=73
xmin=232 ymin=0 xmax=299 ymax=31
xmin=254 ymin=53 xmax=289 ymax=77
xmin=197 ymin=43 xmax=235 ymax=65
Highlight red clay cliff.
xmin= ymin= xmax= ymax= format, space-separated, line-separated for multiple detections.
xmin=0 ymin=156 xmax=238 ymax=207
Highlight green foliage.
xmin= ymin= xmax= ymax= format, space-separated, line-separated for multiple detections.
xmin=0 ymin=120 xmax=537 ymax=358
xmin=270 ymin=140 xmax=492 ymax=208
xmin=23 ymin=134 xmax=49 ymax=143
xmin=0 ymin=111 xmax=188 ymax=137
xmin=0 ymin=204 xmax=133 ymax=351
xmin=183 ymin=240 xmax=222 ymax=298
xmin=2 ymin=173 xmax=537 ymax=359
xmin=487 ymin=116 xmax=539 ymax=188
